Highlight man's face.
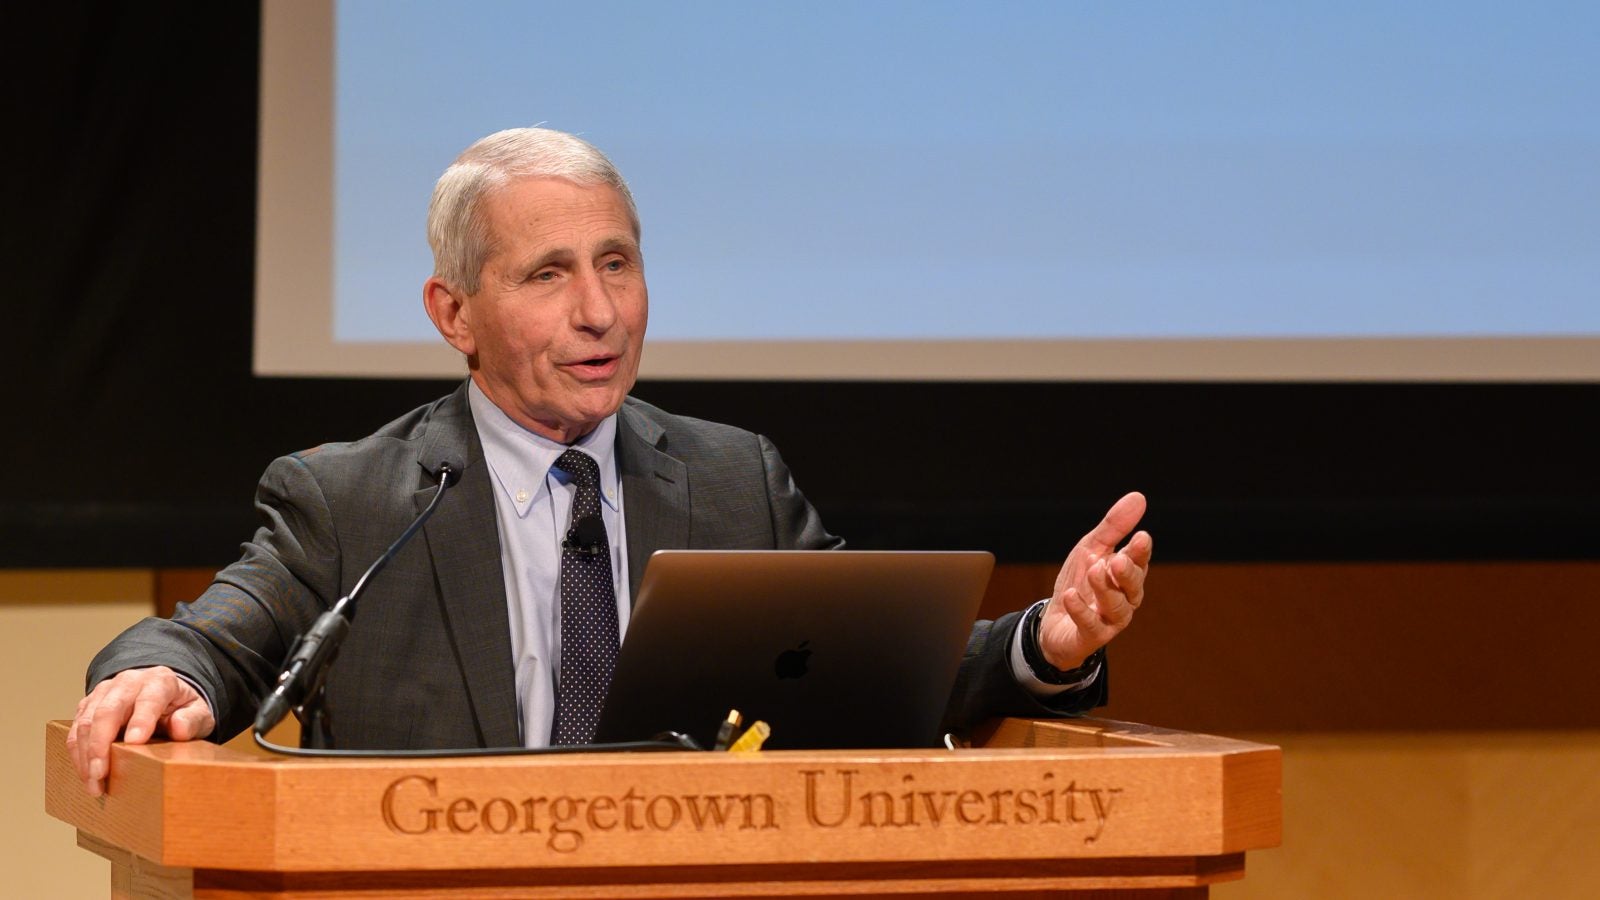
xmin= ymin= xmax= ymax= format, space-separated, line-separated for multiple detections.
xmin=430 ymin=177 xmax=648 ymax=443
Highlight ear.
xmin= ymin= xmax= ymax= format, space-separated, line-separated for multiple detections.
xmin=423 ymin=277 xmax=477 ymax=357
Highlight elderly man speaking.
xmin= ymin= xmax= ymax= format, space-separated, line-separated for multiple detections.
xmin=68 ymin=127 xmax=1152 ymax=795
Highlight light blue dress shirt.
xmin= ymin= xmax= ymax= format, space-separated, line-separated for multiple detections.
xmin=468 ymin=382 xmax=632 ymax=746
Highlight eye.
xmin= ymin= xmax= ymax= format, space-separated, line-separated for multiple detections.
xmin=530 ymin=269 xmax=558 ymax=283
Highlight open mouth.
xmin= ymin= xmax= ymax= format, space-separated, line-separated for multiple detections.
xmin=565 ymin=354 xmax=621 ymax=379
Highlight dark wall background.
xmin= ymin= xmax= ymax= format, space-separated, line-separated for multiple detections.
xmin=6 ymin=7 xmax=1596 ymax=569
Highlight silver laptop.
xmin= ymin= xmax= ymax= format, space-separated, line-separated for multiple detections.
xmin=594 ymin=550 xmax=994 ymax=750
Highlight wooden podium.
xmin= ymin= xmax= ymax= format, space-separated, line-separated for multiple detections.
xmin=45 ymin=717 xmax=1280 ymax=898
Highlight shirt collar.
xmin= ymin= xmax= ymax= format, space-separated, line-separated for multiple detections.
xmin=467 ymin=380 xmax=621 ymax=518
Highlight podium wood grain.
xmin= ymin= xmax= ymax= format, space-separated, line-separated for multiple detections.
xmin=45 ymin=718 xmax=1279 ymax=898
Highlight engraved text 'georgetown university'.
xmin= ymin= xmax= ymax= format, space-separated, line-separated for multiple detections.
xmin=381 ymin=769 xmax=1122 ymax=853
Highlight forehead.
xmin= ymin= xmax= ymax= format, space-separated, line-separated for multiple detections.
xmin=480 ymin=177 xmax=639 ymax=250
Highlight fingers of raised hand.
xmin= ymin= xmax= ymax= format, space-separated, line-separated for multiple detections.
xmin=1107 ymin=546 xmax=1149 ymax=608
xmin=1078 ymin=556 xmax=1138 ymax=629
xmin=1060 ymin=496 xmax=1150 ymax=593
xmin=1120 ymin=529 xmax=1154 ymax=570
xmin=1040 ymin=585 xmax=1114 ymax=670
xmin=1081 ymin=492 xmax=1148 ymax=556
xmin=1059 ymin=585 xmax=1112 ymax=642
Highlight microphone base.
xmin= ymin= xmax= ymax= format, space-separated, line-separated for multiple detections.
xmin=296 ymin=684 xmax=335 ymax=750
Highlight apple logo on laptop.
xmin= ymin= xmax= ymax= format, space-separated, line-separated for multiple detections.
xmin=774 ymin=640 xmax=811 ymax=679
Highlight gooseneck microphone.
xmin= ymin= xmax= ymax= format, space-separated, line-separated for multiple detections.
xmin=253 ymin=460 xmax=461 ymax=742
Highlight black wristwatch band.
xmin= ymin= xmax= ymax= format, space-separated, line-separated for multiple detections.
xmin=1022 ymin=599 xmax=1105 ymax=685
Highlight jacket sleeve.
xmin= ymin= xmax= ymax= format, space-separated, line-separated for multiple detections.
xmin=86 ymin=453 xmax=342 ymax=741
xmin=940 ymin=610 xmax=1108 ymax=735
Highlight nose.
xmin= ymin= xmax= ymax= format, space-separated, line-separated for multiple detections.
xmin=570 ymin=268 xmax=618 ymax=335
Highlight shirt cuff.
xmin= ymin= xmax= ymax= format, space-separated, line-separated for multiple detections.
xmin=1009 ymin=599 xmax=1102 ymax=697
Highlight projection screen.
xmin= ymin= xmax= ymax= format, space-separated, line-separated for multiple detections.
xmin=256 ymin=1 xmax=1600 ymax=381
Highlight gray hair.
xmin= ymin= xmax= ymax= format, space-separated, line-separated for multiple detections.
xmin=426 ymin=127 xmax=639 ymax=294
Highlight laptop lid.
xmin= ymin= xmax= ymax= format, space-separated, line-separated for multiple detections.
xmin=594 ymin=550 xmax=995 ymax=750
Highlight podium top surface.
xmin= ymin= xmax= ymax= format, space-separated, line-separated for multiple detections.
xmin=45 ymin=717 xmax=1280 ymax=874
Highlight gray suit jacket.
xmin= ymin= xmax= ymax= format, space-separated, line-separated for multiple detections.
xmin=90 ymin=384 xmax=1102 ymax=747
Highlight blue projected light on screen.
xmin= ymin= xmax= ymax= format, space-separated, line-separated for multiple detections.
xmin=332 ymin=1 xmax=1600 ymax=343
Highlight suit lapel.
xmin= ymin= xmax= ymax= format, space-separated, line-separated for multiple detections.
xmin=415 ymin=385 xmax=521 ymax=748
xmin=618 ymin=400 xmax=688 ymax=603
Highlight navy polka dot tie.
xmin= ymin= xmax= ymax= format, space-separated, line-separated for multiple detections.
xmin=551 ymin=449 xmax=620 ymax=745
